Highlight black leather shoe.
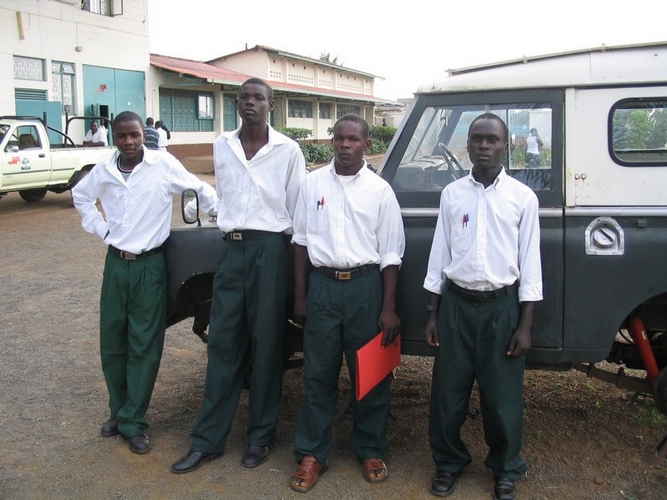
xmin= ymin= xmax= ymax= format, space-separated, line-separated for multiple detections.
xmin=493 ymin=477 xmax=518 ymax=500
xmin=171 ymin=450 xmax=221 ymax=474
xmin=242 ymin=444 xmax=269 ymax=468
xmin=100 ymin=418 xmax=119 ymax=437
xmin=121 ymin=433 xmax=151 ymax=454
xmin=430 ymin=471 xmax=459 ymax=497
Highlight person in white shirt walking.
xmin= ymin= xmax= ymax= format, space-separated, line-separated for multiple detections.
xmin=289 ymin=114 xmax=405 ymax=493
xmin=171 ymin=78 xmax=307 ymax=475
xmin=72 ymin=111 xmax=218 ymax=455
xmin=423 ymin=113 xmax=542 ymax=500
xmin=155 ymin=120 xmax=168 ymax=151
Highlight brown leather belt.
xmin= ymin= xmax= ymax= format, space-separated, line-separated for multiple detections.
xmin=446 ymin=280 xmax=517 ymax=302
xmin=108 ymin=245 xmax=162 ymax=260
xmin=315 ymin=264 xmax=378 ymax=281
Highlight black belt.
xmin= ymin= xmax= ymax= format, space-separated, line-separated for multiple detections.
xmin=446 ymin=280 xmax=517 ymax=302
xmin=315 ymin=264 xmax=378 ymax=281
xmin=109 ymin=245 xmax=163 ymax=260
xmin=223 ymin=230 xmax=280 ymax=241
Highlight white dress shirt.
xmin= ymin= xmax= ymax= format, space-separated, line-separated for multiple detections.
xmin=84 ymin=128 xmax=108 ymax=146
xmin=213 ymin=125 xmax=306 ymax=233
xmin=72 ymin=148 xmax=218 ymax=254
xmin=157 ymin=127 xmax=168 ymax=150
xmin=423 ymin=168 xmax=543 ymax=302
xmin=292 ymin=161 xmax=405 ymax=271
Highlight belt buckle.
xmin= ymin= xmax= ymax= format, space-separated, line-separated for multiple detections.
xmin=472 ymin=291 xmax=487 ymax=301
xmin=231 ymin=232 xmax=243 ymax=241
xmin=335 ymin=271 xmax=352 ymax=280
xmin=120 ymin=250 xmax=137 ymax=260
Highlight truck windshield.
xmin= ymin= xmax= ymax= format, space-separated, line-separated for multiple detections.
xmin=393 ymin=103 xmax=552 ymax=193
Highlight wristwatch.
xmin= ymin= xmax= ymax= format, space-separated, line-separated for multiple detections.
xmin=426 ymin=304 xmax=438 ymax=313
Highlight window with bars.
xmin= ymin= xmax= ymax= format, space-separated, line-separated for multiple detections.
xmin=81 ymin=0 xmax=123 ymax=16
xmin=14 ymin=56 xmax=45 ymax=81
xmin=336 ymin=104 xmax=361 ymax=119
xmin=159 ymin=89 xmax=215 ymax=132
xmin=319 ymin=103 xmax=332 ymax=119
xmin=52 ymin=61 xmax=76 ymax=114
xmin=288 ymin=100 xmax=313 ymax=118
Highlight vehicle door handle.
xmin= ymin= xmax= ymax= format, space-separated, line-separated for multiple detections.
xmin=39 ymin=153 xmax=45 ymax=158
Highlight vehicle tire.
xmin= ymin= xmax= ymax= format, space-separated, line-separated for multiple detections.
xmin=654 ymin=366 xmax=667 ymax=416
xmin=19 ymin=189 xmax=47 ymax=203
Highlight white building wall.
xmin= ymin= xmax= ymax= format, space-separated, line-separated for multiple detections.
xmin=209 ymin=51 xmax=268 ymax=79
xmin=1 ymin=0 xmax=149 ymax=118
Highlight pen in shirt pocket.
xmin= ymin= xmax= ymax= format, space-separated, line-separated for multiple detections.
xmin=462 ymin=213 xmax=469 ymax=228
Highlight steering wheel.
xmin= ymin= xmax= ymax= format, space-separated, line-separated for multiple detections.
xmin=437 ymin=143 xmax=464 ymax=173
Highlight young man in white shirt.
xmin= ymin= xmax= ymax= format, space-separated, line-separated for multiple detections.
xmin=423 ymin=113 xmax=543 ymax=500
xmin=289 ymin=114 xmax=405 ymax=493
xmin=155 ymin=120 xmax=168 ymax=151
xmin=83 ymin=120 xmax=108 ymax=147
xmin=171 ymin=78 xmax=307 ymax=474
xmin=72 ymin=111 xmax=218 ymax=455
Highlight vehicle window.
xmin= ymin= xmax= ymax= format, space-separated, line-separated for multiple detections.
xmin=17 ymin=126 xmax=41 ymax=150
xmin=392 ymin=103 xmax=552 ymax=193
xmin=610 ymin=99 xmax=667 ymax=166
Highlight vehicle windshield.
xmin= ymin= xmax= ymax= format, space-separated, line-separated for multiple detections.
xmin=393 ymin=103 xmax=552 ymax=193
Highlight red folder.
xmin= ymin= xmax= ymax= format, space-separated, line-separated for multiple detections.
xmin=355 ymin=332 xmax=401 ymax=401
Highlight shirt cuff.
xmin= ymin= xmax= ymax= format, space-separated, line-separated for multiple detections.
xmin=518 ymin=285 xmax=543 ymax=302
xmin=423 ymin=275 xmax=444 ymax=295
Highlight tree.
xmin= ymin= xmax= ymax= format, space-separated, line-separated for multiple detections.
xmin=319 ymin=52 xmax=341 ymax=66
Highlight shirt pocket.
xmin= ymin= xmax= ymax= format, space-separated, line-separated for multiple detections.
xmin=451 ymin=217 xmax=474 ymax=252
xmin=308 ymin=207 xmax=329 ymax=234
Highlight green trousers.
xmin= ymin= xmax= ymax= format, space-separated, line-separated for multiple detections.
xmin=429 ymin=286 xmax=527 ymax=480
xmin=294 ymin=269 xmax=389 ymax=464
xmin=99 ymin=250 xmax=167 ymax=437
xmin=190 ymin=232 xmax=287 ymax=453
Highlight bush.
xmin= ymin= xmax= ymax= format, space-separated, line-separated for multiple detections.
xmin=370 ymin=125 xmax=396 ymax=144
xmin=300 ymin=142 xmax=333 ymax=164
xmin=276 ymin=127 xmax=312 ymax=140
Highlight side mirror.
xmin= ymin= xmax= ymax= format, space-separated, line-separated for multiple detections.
xmin=181 ymin=189 xmax=201 ymax=226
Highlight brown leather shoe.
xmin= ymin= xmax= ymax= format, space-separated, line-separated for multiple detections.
xmin=362 ymin=458 xmax=388 ymax=483
xmin=290 ymin=455 xmax=328 ymax=493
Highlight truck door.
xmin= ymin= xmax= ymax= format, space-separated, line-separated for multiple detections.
xmin=381 ymin=90 xmax=565 ymax=360
xmin=562 ymin=87 xmax=667 ymax=361
xmin=2 ymin=124 xmax=52 ymax=191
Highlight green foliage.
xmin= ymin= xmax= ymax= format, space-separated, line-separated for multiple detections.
xmin=370 ymin=125 xmax=396 ymax=144
xmin=276 ymin=127 xmax=312 ymax=141
xmin=300 ymin=142 xmax=333 ymax=164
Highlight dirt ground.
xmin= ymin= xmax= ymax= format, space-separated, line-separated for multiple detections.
xmin=1 ymin=169 xmax=666 ymax=500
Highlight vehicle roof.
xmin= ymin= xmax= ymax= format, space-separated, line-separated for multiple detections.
xmin=417 ymin=41 xmax=667 ymax=94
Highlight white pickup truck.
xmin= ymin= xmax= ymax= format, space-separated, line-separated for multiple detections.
xmin=0 ymin=117 xmax=114 ymax=202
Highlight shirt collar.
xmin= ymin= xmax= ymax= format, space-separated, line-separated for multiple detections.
xmin=224 ymin=124 xmax=291 ymax=147
xmin=325 ymin=159 xmax=369 ymax=181
xmin=106 ymin=146 xmax=155 ymax=172
xmin=466 ymin=166 xmax=507 ymax=189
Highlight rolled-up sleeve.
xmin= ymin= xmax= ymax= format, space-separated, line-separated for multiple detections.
xmin=423 ymin=189 xmax=452 ymax=295
xmin=376 ymin=187 xmax=405 ymax=270
xmin=290 ymin=176 xmax=308 ymax=247
xmin=517 ymin=192 xmax=543 ymax=302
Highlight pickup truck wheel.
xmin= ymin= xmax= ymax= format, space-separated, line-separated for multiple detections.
xmin=654 ymin=366 xmax=667 ymax=415
xmin=19 ymin=189 xmax=47 ymax=203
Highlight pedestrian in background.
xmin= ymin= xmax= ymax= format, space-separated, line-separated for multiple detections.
xmin=144 ymin=117 xmax=159 ymax=150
